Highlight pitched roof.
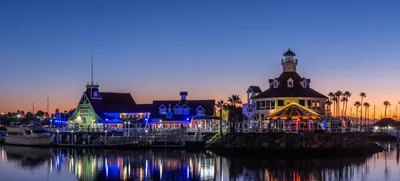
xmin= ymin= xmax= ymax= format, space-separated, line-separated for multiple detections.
xmin=248 ymin=86 xmax=262 ymax=93
xmin=85 ymin=92 xmax=152 ymax=117
xmin=266 ymin=102 xmax=321 ymax=120
xmin=373 ymin=118 xmax=400 ymax=127
xmin=150 ymin=100 xmax=215 ymax=121
xmin=283 ymin=49 xmax=296 ymax=56
xmin=253 ymin=72 xmax=328 ymax=99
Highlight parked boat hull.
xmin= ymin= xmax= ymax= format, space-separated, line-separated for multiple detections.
xmin=5 ymin=135 xmax=54 ymax=146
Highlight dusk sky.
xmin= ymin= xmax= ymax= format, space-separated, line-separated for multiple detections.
xmin=1 ymin=0 xmax=400 ymax=117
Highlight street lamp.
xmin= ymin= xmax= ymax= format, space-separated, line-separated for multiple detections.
xmin=17 ymin=114 xmax=21 ymax=122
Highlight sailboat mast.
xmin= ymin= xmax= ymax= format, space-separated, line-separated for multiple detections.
xmin=32 ymin=102 xmax=35 ymax=121
xmin=47 ymin=98 xmax=49 ymax=115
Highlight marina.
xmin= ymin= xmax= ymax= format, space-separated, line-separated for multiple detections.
xmin=1 ymin=1 xmax=400 ymax=180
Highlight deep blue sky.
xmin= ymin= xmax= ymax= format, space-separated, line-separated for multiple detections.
xmin=1 ymin=0 xmax=400 ymax=115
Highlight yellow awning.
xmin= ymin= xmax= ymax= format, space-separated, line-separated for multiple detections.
xmin=266 ymin=102 xmax=321 ymax=120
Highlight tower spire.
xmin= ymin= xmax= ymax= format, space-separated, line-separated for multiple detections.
xmin=91 ymin=54 xmax=94 ymax=85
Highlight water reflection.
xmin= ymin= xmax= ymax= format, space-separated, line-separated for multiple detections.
xmin=0 ymin=143 xmax=399 ymax=181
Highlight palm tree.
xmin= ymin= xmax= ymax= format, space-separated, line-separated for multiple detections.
xmin=227 ymin=94 xmax=243 ymax=107
xmin=227 ymin=95 xmax=243 ymax=133
xmin=332 ymin=97 xmax=338 ymax=117
xmin=359 ymin=92 xmax=367 ymax=126
xmin=216 ymin=100 xmax=227 ymax=136
xmin=383 ymin=101 xmax=391 ymax=118
xmin=328 ymin=92 xmax=335 ymax=116
xmin=364 ymin=102 xmax=370 ymax=125
xmin=354 ymin=101 xmax=361 ymax=124
xmin=341 ymin=97 xmax=347 ymax=118
xmin=335 ymin=91 xmax=343 ymax=117
xmin=325 ymin=100 xmax=333 ymax=116
xmin=343 ymin=91 xmax=351 ymax=118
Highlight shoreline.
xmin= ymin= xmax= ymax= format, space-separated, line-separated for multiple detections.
xmin=206 ymin=132 xmax=386 ymax=157
xmin=2 ymin=132 xmax=395 ymax=158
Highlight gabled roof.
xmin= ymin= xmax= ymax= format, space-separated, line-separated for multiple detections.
xmin=84 ymin=92 xmax=152 ymax=117
xmin=150 ymin=100 xmax=215 ymax=121
xmin=247 ymin=86 xmax=262 ymax=93
xmin=253 ymin=72 xmax=328 ymax=99
xmin=266 ymin=102 xmax=321 ymax=120
xmin=373 ymin=118 xmax=400 ymax=127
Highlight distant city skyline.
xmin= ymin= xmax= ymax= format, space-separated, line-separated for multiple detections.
xmin=1 ymin=0 xmax=400 ymax=117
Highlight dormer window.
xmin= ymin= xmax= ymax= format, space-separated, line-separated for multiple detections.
xmin=196 ymin=110 xmax=204 ymax=116
xmin=273 ymin=80 xmax=279 ymax=88
xmin=159 ymin=105 xmax=166 ymax=115
xmin=174 ymin=104 xmax=181 ymax=114
xmin=287 ymin=78 xmax=294 ymax=88
xmin=196 ymin=106 xmax=205 ymax=116
xmin=181 ymin=104 xmax=190 ymax=114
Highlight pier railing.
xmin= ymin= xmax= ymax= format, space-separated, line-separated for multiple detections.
xmin=50 ymin=125 xmax=359 ymax=135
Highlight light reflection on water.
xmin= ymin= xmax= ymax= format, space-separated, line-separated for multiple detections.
xmin=0 ymin=143 xmax=399 ymax=181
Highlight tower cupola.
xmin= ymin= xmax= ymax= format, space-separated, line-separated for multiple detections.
xmin=85 ymin=54 xmax=102 ymax=99
xmin=281 ymin=49 xmax=298 ymax=72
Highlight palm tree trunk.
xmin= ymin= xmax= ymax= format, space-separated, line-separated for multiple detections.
xmin=356 ymin=107 xmax=359 ymax=124
xmin=364 ymin=107 xmax=367 ymax=125
xmin=333 ymin=102 xmax=335 ymax=117
xmin=219 ymin=109 xmax=223 ymax=136
xmin=342 ymin=101 xmax=346 ymax=118
xmin=360 ymin=98 xmax=364 ymax=126
xmin=385 ymin=106 xmax=387 ymax=118
xmin=344 ymin=101 xmax=348 ymax=119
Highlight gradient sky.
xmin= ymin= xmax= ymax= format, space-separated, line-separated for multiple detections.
xmin=1 ymin=0 xmax=400 ymax=117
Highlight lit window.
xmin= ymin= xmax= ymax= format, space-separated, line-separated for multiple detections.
xmin=307 ymin=100 xmax=312 ymax=108
xmin=159 ymin=108 xmax=166 ymax=115
xmin=261 ymin=101 xmax=266 ymax=110
xmin=287 ymin=79 xmax=294 ymax=88
xmin=196 ymin=110 xmax=205 ymax=116
xmin=274 ymin=81 xmax=278 ymax=88
xmin=182 ymin=109 xmax=189 ymax=114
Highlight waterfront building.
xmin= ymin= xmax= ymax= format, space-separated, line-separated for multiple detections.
xmin=243 ymin=49 xmax=328 ymax=131
xmin=67 ymin=82 xmax=152 ymax=132
xmin=373 ymin=118 xmax=400 ymax=132
xmin=149 ymin=92 xmax=218 ymax=132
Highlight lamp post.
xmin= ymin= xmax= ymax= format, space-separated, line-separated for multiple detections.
xmin=127 ymin=122 xmax=131 ymax=137
xmin=104 ymin=130 xmax=108 ymax=145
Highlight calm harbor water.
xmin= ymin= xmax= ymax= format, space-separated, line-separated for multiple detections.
xmin=0 ymin=143 xmax=399 ymax=181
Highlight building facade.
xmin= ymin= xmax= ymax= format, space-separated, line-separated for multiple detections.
xmin=243 ymin=49 xmax=328 ymax=131
xmin=67 ymin=83 xmax=152 ymax=132
xmin=149 ymin=92 xmax=218 ymax=132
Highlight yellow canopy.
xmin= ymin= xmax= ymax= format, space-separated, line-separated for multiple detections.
xmin=266 ymin=102 xmax=321 ymax=120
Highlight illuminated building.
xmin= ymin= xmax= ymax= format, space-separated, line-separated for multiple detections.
xmin=243 ymin=49 xmax=328 ymax=131
xmin=149 ymin=92 xmax=218 ymax=132
xmin=68 ymin=82 xmax=152 ymax=132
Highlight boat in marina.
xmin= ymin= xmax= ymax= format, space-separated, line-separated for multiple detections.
xmin=5 ymin=122 xmax=54 ymax=146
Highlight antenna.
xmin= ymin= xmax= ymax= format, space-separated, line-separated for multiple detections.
xmin=91 ymin=54 xmax=94 ymax=85
xmin=32 ymin=102 xmax=35 ymax=113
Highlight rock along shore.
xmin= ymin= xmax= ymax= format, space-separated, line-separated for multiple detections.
xmin=206 ymin=132 xmax=384 ymax=157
